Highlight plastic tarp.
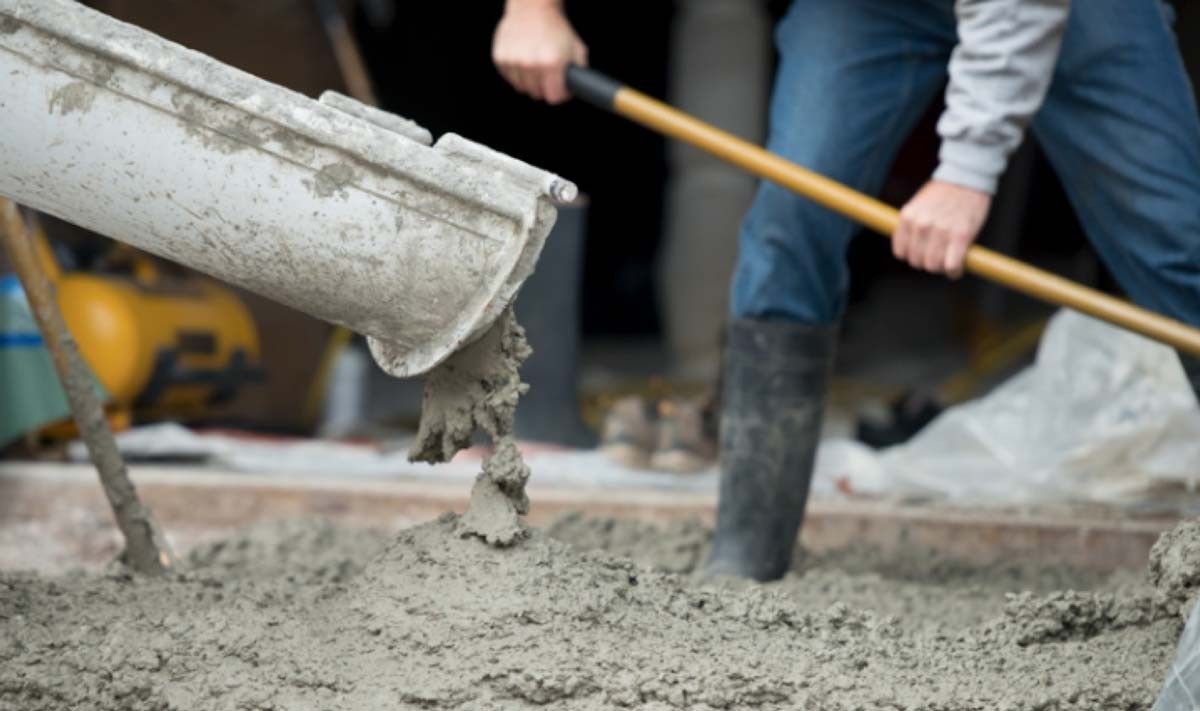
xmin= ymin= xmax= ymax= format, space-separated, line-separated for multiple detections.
xmin=1154 ymin=598 xmax=1200 ymax=711
xmin=67 ymin=422 xmax=722 ymax=493
xmin=814 ymin=310 xmax=1200 ymax=508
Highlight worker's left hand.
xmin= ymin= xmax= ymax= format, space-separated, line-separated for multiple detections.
xmin=492 ymin=1 xmax=588 ymax=105
xmin=893 ymin=180 xmax=992 ymax=279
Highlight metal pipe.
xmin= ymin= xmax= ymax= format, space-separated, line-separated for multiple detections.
xmin=0 ymin=0 xmax=573 ymax=378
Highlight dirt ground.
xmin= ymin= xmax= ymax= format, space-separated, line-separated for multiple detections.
xmin=0 ymin=512 xmax=1190 ymax=710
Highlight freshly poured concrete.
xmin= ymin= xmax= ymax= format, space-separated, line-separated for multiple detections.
xmin=409 ymin=308 xmax=534 ymax=546
xmin=0 ymin=513 xmax=1187 ymax=710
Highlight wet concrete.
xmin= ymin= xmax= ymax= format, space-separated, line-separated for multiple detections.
xmin=0 ymin=513 xmax=1186 ymax=710
xmin=410 ymin=308 xmax=533 ymax=546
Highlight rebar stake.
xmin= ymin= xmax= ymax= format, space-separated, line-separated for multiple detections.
xmin=0 ymin=200 xmax=174 ymax=575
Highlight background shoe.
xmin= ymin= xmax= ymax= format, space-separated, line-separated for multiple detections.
xmin=598 ymin=395 xmax=659 ymax=469
xmin=649 ymin=397 xmax=716 ymax=473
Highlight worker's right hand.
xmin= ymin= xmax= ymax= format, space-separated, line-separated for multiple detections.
xmin=492 ymin=0 xmax=588 ymax=105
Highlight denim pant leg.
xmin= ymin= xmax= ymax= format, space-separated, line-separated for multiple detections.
xmin=1032 ymin=1 xmax=1200 ymax=335
xmin=730 ymin=0 xmax=956 ymax=325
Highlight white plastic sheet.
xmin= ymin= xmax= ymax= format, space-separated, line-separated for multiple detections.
xmin=814 ymin=310 xmax=1200 ymax=506
xmin=1154 ymin=598 xmax=1200 ymax=711
xmin=69 ymin=422 xmax=722 ymax=493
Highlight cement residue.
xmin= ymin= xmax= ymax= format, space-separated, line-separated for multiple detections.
xmin=184 ymin=518 xmax=387 ymax=587
xmin=549 ymin=513 xmax=1157 ymax=633
xmin=548 ymin=511 xmax=711 ymax=574
xmin=995 ymin=589 xmax=1173 ymax=646
xmin=48 ymin=81 xmax=96 ymax=116
xmin=308 ymin=162 xmax=359 ymax=199
xmin=1150 ymin=518 xmax=1200 ymax=619
xmin=0 ymin=514 xmax=1182 ymax=710
xmin=410 ymin=308 xmax=533 ymax=546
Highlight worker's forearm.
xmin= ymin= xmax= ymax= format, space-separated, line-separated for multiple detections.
xmin=936 ymin=0 xmax=1070 ymax=194
xmin=504 ymin=0 xmax=563 ymax=12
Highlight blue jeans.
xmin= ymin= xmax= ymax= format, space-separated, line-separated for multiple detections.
xmin=732 ymin=0 xmax=1200 ymax=330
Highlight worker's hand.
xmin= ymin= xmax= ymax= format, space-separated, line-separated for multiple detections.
xmin=492 ymin=0 xmax=588 ymax=105
xmin=893 ymin=180 xmax=992 ymax=279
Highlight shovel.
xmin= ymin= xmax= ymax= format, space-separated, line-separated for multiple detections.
xmin=565 ymin=66 xmax=1200 ymax=358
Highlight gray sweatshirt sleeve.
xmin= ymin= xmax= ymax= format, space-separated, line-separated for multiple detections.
xmin=934 ymin=0 xmax=1070 ymax=194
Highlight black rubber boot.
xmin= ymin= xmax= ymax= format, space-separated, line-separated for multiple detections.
xmin=704 ymin=318 xmax=836 ymax=582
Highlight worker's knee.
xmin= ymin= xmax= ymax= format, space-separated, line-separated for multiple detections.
xmin=1117 ymin=236 xmax=1200 ymax=328
xmin=730 ymin=183 xmax=851 ymax=324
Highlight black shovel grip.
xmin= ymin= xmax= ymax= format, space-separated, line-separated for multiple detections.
xmin=566 ymin=65 xmax=621 ymax=110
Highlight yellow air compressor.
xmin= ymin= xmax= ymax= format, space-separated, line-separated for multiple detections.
xmin=35 ymin=230 xmax=263 ymax=423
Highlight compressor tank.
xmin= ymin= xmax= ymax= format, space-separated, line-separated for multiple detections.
xmin=57 ymin=269 xmax=260 ymax=414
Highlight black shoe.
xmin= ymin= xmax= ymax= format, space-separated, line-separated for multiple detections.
xmin=1181 ymin=352 xmax=1200 ymax=404
xmin=855 ymin=387 xmax=944 ymax=448
xmin=704 ymin=318 xmax=837 ymax=582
